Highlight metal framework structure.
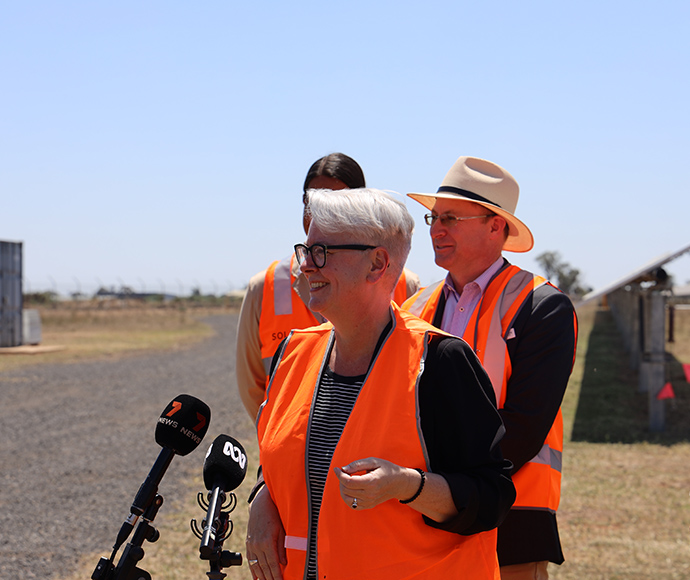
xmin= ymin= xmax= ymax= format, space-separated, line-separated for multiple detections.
xmin=577 ymin=243 xmax=690 ymax=431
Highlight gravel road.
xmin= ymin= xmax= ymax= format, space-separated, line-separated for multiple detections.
xmin=0 ymin=313 xmax=255 ymax=580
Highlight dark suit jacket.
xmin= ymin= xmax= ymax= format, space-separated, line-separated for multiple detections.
xmin=430 ymin=259 xmax=577 ymax=566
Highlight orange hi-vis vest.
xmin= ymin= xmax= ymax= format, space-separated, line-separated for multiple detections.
xmin=259 ymin=256 xmax=320 ymax=375
xmin=259 ymin=255 xmax=410 ymax=376
xmin=403 ymin=265 xmax=563 ymax=513
xmin=257 ymin=305 xmax=500 ymax=580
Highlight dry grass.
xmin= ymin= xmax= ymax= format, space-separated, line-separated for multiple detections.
xmin=0 ymin=304 xmax=230 ymax=372
xmin=552 ymin=303 xmax=690 ymax=579
xmin=554 ymin=442 xmax=690 ymax=579
xmin=20 ymin=302 xmax=690 ymax=580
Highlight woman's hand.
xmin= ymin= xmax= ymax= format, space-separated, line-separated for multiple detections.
xmin=245 ymin=486 xmax=286 ymax=580
xmin=333 ymin=457 xmax=419 ymax=510
xmin=334 ymin=457 xmax=459 ymax=522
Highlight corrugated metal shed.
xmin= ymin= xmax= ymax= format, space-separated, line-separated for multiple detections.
xmin=0 ymin=240 xmax=23 ymax=347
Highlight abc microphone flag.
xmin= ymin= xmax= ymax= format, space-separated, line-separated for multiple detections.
xmin=203 ymin=434 xmax=248 ymax=492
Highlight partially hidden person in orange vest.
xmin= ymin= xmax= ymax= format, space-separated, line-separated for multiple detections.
xmin=235 ymin=153 xmax=420 ymax=420
xmin=402 ymin=156 xmax=578 ymax=580
xmin=245 ymin=188 xmax=515 ymax=580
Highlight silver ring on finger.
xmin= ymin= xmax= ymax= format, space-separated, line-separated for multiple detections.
xmin=351 ymin=497 xmax=358 ymax=509
xmin=248 ymin=559 xmax=259 ymax=565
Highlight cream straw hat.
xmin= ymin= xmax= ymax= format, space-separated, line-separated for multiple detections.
xmin=408 ymin=156 xmax=534 ymax=252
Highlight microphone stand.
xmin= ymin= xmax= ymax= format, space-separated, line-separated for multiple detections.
xmin=191 ymin=490 xmax=243 ymax=579
xmin=92 ymin=494 xmax=164 ymax=580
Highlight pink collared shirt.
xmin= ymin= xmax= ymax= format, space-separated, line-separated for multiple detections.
xmin=440 ymin=257 xmax=505 ymax=337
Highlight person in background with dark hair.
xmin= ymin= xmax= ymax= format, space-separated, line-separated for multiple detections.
xmin=236 ymin=153 xmax=420 ymax=419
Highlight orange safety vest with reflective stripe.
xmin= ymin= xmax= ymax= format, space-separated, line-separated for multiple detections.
xmin=259 ymin=256 xmax=320 ymax=376
xmin=259 ymin=255 xmax=410 ymax=376
xmin=257 ymin=306 xmax=500 ymax=580
xmin=403 ymin=266 xmax=563 ymax=513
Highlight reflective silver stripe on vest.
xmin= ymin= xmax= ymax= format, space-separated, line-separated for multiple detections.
xmin=501 ymin=276 xmax=549 ymax=336
xmin=265 ymin=256 xmax=296 ymax=373
xmin=527 ymin=444 xmax=562 ymax=473
xmin=407 ymin=282 xmax=443 ymax=317
xmin=262 ymin=356 xmax=273 ymax=374
xmin=478 ymin=270 xmax=543 ymax=404
xmin=273 ymin=256 xmax=294 ymax=316
xmin=478 ymin=270 xmax=535 ymax=403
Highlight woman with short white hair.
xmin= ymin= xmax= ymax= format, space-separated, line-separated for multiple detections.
xmin=246 ymin=188 xmax=515 ymax=580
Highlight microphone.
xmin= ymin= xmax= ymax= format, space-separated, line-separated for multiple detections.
xmin=203 ymin=434 xmax=247 ymax=493
xmin=113 ymin=394 xmax=211 ymax=553
xmin=194 ymin=434 xmax=247 ymax=562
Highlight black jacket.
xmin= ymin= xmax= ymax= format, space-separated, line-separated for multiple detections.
xmin=428 ymin=260 xmax=577 ymax=565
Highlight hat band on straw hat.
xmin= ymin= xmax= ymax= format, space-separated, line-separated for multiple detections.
xmin=436 ymin=186 xmax=503 ymax=209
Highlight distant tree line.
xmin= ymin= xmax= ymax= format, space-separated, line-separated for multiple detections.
xmin=536 ymin=251 xmax=592 ymax=298
xmin=23 ymin=288 xmax=243 ymax=308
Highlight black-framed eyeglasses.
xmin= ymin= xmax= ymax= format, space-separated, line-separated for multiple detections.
xmin=423 ymin=213 xmax=493 ymax=227
xmin=294 ymin=243 xmax=377 ymax=269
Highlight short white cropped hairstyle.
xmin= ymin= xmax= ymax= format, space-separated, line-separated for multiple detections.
xmin=305 ymin=188 xmax=415 ymax=283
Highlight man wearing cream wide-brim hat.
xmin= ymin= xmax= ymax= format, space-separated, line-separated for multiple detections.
xmin=403 ymin=156 xmax=577 ymax=580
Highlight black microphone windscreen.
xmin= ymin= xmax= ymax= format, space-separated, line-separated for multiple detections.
xmin=203 ymin=434 xmax=248 ymax=492
xmin=155 ymin=394 xmax=211 ymax=456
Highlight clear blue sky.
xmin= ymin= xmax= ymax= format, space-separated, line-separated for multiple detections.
xmin=2 ymin=1 xmax=689 ymax=296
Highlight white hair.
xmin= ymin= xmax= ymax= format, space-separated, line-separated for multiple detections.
xmin=305 ymin=188 xmax=415 ymax=283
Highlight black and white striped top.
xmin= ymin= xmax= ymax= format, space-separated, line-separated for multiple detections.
xmin=305 ymin=367 xmax=365 ymax=580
